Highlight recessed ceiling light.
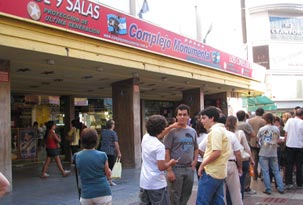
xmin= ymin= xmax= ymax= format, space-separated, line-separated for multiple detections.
xmin=46 ymin=59 xmax=55 ymax=65
xmin=17 ymin=68 xmax=31 ymax=72
xmin=132 ymin=72 xmax=139 ymax=78
xmin=82 ymin=75 xmax=93 ymax=79
xmin=96 ymin=67 xmax=104 ymax=72
xmin=41 ymin=71 xmax=54 ymax=75
xmin=161 ymin=77 xmax=168 ymax=81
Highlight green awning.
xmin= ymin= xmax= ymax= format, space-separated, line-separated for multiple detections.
xmin=243 ymin=96 xmax=277 ymax=112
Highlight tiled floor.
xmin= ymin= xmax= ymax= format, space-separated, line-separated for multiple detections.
xmin=1 ymin=163 xmax=303 ymax=205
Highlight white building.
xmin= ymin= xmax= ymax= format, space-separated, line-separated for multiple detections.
xmin=246 ymin=0 xmax=303 ymax=113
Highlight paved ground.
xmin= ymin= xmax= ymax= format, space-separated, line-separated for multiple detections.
xmin=1 ymin=162 xmax=303 ymax=205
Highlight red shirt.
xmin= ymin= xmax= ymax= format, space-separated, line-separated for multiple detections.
xmin=46 ymin=131 xmax=59 ymax=149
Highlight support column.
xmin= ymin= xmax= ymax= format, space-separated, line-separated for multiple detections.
xmin=0 ymin=60 xmax=12 ymax=190
xmin=112 ymin=78 xmax=141 ymax=168
xmin=61 ymin=96 xmax=75 ymax=162
xmin=182 ymin=88 xmax=204 ymax=117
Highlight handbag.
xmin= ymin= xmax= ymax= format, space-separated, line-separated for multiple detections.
xmin=111 ymin=158 xmax=122 ymax=179
xmin=236 ymin=130 xmax=250 ymax=160
xmin=241 ymin=149 xmax=250 ymax=160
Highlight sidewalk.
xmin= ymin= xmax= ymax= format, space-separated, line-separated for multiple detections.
xmin=1 ymin=163 xmax=303 ymax=205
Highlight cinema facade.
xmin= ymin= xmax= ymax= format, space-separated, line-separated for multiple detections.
xmin=0 ymin=0 xmax=265 ymax=185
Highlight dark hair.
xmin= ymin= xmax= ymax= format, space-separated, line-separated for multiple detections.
xmin=44 ymin=120 xmax=55 ymax=140
xmin=191 ymin=112 xmax=200 ymax=130
xmin=195 ymin=120 xmax=207 ymax=135
xmin=255 ymin=108 xmax=265 ymax=116
xmin=81 ymin=128 xmax=98 ymax=149
xmin=146 ymin=115 xmax=168 ymax=137
xmin=33 ymin=121 xmax=38 ymax=127
xmin=71 ymin=119 xmax=77 ymax=127
xmin=236 ymin=110 xmax=246 ymax=121
xmin=263 ymin=112 xmax=274 ymax=125
xmin=106 ymin=119 xmax=115 ymax=129
xmin=218 ymin=113 xmax=226 ymax=124
xmin=225 ymin=115 xmax=238 ymax=132
xmin=274 ymin=116 xmax=283 ymax=126
xmin=175 ymin=104 xmax=190 ymax=116
xmin=296 ymin=108 xmax=303 ymax=117
xmin=199 ymin=106 xmax=219 ymax=122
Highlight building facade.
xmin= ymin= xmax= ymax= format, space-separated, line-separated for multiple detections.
xmin=246 ymin=0 xmax=303 ymax=113
xmin=0 ymin=0 xmax=265 ymax=186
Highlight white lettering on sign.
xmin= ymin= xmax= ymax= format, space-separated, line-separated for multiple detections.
xmin=66 ymin=0 xmax=100 ymax=20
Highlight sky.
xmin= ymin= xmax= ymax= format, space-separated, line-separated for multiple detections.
xmin=95 ymin=0 xmax=245 ymax=58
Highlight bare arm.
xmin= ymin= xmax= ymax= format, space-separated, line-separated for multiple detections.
xmin=114 ymin=141 xmax=122 ymax=158
xmin=234 ymin=150 xmax=243 ymax=175
xmin=0 ymin=172 xmax=10 ymax=197
xmin=157 ymin=159 xmax=178 ymax=171
xmin=165 ymin=149 xmax=176 ymax=181
xmin=191 ymin=148 xmax=199 ymax=169
xmin=104 ymin=160 xmax=111 ymax=180
xmin=241 ymin=133 xmax=254 ymax=164
xmin=51 ymin=131 xmax=61 ymax=143
xmin=158 ymin=122 xmax=182 ymax=139
xmin=284 ymin=132 xmax=288 ymax=143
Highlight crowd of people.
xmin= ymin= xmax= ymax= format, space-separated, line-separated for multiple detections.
xmin=139 ymin=104 xmax=303 ymax=205
xmin=2 ymin=105 xmax=302 ymax=205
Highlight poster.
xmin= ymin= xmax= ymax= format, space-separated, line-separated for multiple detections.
xmin=18 ymin=128 xmax=37 ymax=159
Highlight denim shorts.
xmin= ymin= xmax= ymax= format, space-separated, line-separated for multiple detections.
xmin=46 ymin=148 xmax=60 ymax=157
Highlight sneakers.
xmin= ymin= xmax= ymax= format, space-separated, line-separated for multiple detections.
xmin=110 ymin=181 xmax=117 ymax=186
xmin=245 ymin=188 xmax=257 ymax=195
xmin=62 ymin=170 xmax=71 ymax=177
xmin=285 ymin=184 xmax=294 ymax=190
xmin=278 ymin=190 xmax=284 ymax=194
xmin=40 ymin=173 xmax=50 ymax=178
xmin=263 ymin=191 xmax=271 ymax=195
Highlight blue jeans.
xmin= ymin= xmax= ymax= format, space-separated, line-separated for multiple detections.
xmin=259 ymin=156 xmax=284 ymax=193
xmin=196 ymin=171 xmax=225 ymax=205
xmin=239 ymin=160 xmax=250 ymax=198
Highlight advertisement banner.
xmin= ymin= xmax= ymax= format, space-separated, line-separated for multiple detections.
xmin=270 ymin=16 xmax=303 ymax=41
xmin=0 ymin=0 xmax=253 ymax=78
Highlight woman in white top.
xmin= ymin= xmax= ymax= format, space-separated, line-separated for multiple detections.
xmin=194 ymin=120 xmax=208 ymax=179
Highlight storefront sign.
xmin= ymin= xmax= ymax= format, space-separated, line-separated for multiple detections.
xmin=0 ymin=0 xmax=253 ymax=78
xmin=270 ymin=16 xmax=303 ymax=41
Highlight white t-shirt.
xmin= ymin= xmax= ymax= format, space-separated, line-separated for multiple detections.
xmin=284 ymin=117 xmax=303 ymax=148
xmin=226 ymin=130 xmax=242 ymax=160
xmin=140 ymin=133 xmax=167 ymax=190
xmin=197 ymin=133 xmax=208 ymax=162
